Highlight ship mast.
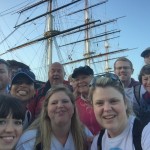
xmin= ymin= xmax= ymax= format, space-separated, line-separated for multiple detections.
xmin=84 ymin=0 xmax=91 ymax=66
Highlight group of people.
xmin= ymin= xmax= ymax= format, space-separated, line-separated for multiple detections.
xmin=0 ymin=47 xmax=150 ymax=149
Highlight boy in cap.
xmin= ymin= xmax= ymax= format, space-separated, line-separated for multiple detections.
xmin=10 ymin=69 xmax=36 ymax=129
xmin=141 ymin=47 xmax=150 ymax=65
xmin=72 ymin=65 xmax=101 ymax=135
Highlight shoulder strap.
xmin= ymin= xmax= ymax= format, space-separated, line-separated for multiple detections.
xmin=97 ymin=129 xmax=105 ymax=150
xmin=132 ymin=118 xmax=145 ymax=150
xmin=134 ymin=84 xmax=141 ymax=106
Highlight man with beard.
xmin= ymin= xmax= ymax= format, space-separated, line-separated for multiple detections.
xmin=29 ymin=62 xmax=70 ymax=119
xmin=0 ymin=59 xmax=11 ymax=94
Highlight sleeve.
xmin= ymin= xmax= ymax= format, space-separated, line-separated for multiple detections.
xmin=90 ymin=135 xmax=98 ymax=150
xmin=141 ymin=122 xmax=150 ymax=150
xmin=16 ymin=130 xmax=36 ymax=150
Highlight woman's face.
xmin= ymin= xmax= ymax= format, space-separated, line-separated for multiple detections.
xmin=142 ymin=74 xmax=150 ymax=93
xmin=0 ymin=115 xmax=23 ymax=150
xmin=92 ymin=87 xmax=128 ymax=137
xmin=75 ymin=75 xmax=92 ymax=95
xmin=47 ymin=91 xmax=74 ymax=127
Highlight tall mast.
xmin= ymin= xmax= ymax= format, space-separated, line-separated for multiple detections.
xmin=46 ymin=0 xmax=53 ymax=67
xmin=84 ymin=0 xmax=91 ymax=66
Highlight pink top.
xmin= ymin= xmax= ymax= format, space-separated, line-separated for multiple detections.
xmin=75 ymin=96 xmax=101 ymax=135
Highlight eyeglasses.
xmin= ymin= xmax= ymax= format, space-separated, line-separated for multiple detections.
xmin=115 ymin=66 xmax=131 ymax=70
xmin=89 ymin=73 xmax=123 ymax=87
xmin=0 ymin=118 xmax=23 ymax=128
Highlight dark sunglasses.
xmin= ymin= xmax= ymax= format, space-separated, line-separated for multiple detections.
xmin=89 ymin=73 xmax=123 ymax=87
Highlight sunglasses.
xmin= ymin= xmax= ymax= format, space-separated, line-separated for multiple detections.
xmin=89 ymin=72 xmax=123 ymax=87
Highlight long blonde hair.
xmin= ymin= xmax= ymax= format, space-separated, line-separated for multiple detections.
xmin=28 ymin=85 xmax=86 ymax=150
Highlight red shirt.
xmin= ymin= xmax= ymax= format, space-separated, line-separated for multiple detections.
xmin=75 ymin=96 xmax=101 ymax=135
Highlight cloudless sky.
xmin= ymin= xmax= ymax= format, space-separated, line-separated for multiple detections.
xmin=0 ymin=0 xmax=149 ymax=80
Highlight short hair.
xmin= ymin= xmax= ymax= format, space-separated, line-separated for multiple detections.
xmin=7 ymin=60 xmax=30 ymax=70
xmin=89 ymin=76 xmax=133 ymax=117
xmin=114 ymin=57 xmax=133 ymax=69
xmin=0 ymin=59 xmax=10 ymax=69
xmin=138 ymin=64 xmax=150 ymax=83
xmin=0 ymin=94 xmax=25 ymax=120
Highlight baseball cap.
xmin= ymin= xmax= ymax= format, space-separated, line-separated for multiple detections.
xmin=72 ymin=65 xmax=94 ymax=78
xmin=141 ymin=47 xmax=150 ymax=57
xmin=11 ymin=69 xmax=35 ymax=85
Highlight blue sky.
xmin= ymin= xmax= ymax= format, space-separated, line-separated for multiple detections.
xmin=0 ymin=0 xmax=149 ymax=80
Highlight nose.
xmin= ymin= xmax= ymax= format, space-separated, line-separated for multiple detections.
xmin=57 ymin=101 xmax=64 ymax=107
xmin=4 ymin=123 xmax=15 ymax=132
xmin=103 ymin=102 xmax=112 ymax=112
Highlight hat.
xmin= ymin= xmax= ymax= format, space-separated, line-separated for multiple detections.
xmin=72 ymin=65 xmax=94 ymax=78
xmin=11 ymin=69 xmax=35 ymax=85
xmin=141 ymin=47 xmax=150 ymax=57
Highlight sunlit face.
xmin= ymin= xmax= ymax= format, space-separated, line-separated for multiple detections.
xmin=0 ymin=115 xmax=23 ymax=150
xmin=0 ymin=64 xmax=11 ymax=92
xmin=48 ymin=63 xmax=65 ymax=86
xmin=47 ymin=91 xmax=74 ymax=127
xmin=10 ymin=76 xmax=35 ymax=102
xmin=114 ymin=61 xmax=133 ymax=83
xmin=142 ymin=74 xmax=150 ymax=93
xmin=92 ymin=87 xmax=128 ymax=137
xmin=75 ymin=74 xmax=92 ymax=95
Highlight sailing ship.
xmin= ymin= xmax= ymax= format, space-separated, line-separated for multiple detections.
xmin=0 ymin=0 xmax=135 ymax=81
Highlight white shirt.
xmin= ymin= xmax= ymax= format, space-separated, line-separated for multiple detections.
xmin=91 ymin=116 xmax=150 ymax=150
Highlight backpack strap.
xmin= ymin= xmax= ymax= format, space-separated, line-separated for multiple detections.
xmin=134 ymin=84 xmax=141 ymax=106
xmin=132 ymin=118 xmax=144 ymax=150
xmin=97 ymin=129 xmax=105 ymax=150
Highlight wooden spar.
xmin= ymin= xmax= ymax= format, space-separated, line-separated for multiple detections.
xmin=67 ymin=0 xmax=108 ymax=16
xmin=14 ymin=0 xmax=82 ymax=28
xmin=90 ymin=56 xmax=128 ymax=64
xmin=59 ymin=29 xmax=121 ymax=47
xmin=17 ymin=0 xmax=49 ymax=13
xmin=94 ymin=36 xmax=120 ymax=43
xmin=62 ymin=48 xmax=137 ymax=65
xmin=62 ymin=16 xmax=125 ymax=37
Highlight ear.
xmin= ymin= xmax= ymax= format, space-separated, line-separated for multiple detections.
xmin=131 ymin=68 xmax=134 ymax=74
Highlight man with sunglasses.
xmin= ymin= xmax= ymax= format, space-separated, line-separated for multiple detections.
xmin=141 ymin=47 xmax=150 ymax=65
xmin=10 ymin=69 xmax=36 ymax=129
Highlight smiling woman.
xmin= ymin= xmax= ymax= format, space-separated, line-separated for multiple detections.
xmin=0 ymin=94 xmax=25 ymax=150
xmin=16 ymin=85 xmax=92 ymax=150
xmin=89 ymin=73 xmax=150 ymax=150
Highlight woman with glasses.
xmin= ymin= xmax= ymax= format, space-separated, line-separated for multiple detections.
xmin=16 ymin=85 xmax=92 ymax=150
xmin=0 ymin=94 xmax=25 ymax=150
xmin=89 ymin=73 xmax=150 ymax=150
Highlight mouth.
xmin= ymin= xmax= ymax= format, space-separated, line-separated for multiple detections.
xmin=17 ymin=90 xmax=28 ymax=96
xmin=103 ymin=115 xmax=116 ymax=120
xmin=0 ymin=136 xmax=15 ymax=143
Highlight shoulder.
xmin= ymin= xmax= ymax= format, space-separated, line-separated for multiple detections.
xmin=91 ymin=134 xmax=99 ymax=150
xmin=16 ymin=130 xmax=37 ymax=149
xmin=141 ymin=122 xmax=150 ymax=149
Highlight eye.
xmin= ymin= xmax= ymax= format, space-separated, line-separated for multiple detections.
xmin=0 ymin=119 xmax=6 ymax=125
xmin=62 ymin=99 xmax=69 ymax=103
xmin=95 ymin=101 xmax=104 ymax=106
xmin=110 ymin=99 xmax=119 ymax=104
xmin=13 ymin=120 xmax=22 ymax=126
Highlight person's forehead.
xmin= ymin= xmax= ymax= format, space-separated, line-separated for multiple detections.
xmin=0 ymin=63 xmax=8 ymax=69
xmin=115 ymin=61 xmax=131 ymax=66
xmin=50 ymin=63 xmax=63 ymax=70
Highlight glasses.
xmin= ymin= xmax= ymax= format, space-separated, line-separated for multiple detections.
xmin=0 ymin=118 xmax=23 ymax=128
xmin=115 ymin=66 xmax=131 ymax=70
xmin=89 ymin=73 xmax=123 ymax=87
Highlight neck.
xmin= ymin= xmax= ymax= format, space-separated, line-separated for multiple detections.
xmin=122 ymin=79 xmax=131 ymax=88
xmin=52 ymin=122 xmax=71 ymax=145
